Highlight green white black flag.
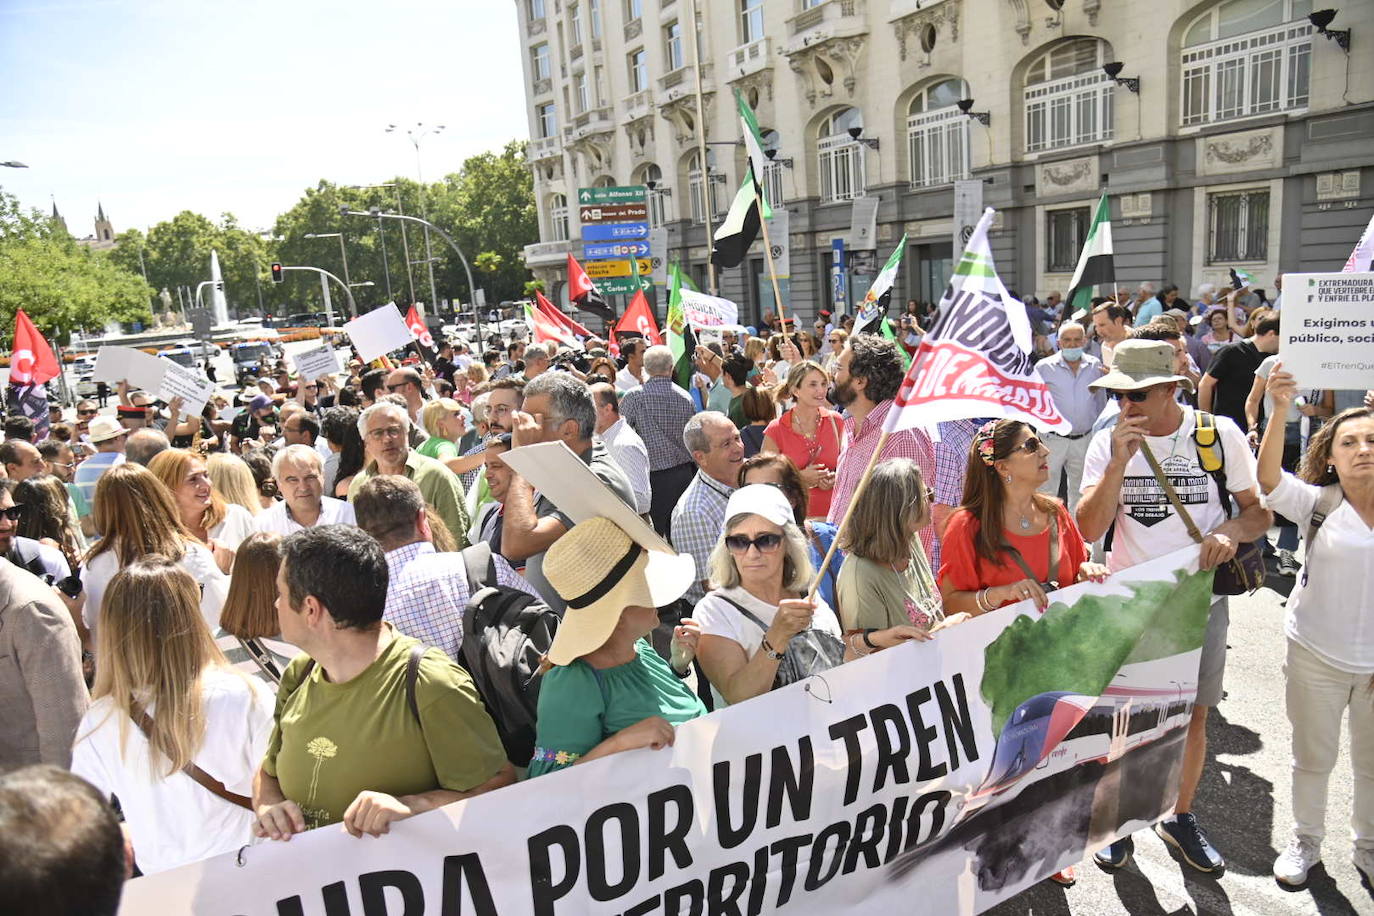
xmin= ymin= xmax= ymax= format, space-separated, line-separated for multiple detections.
xmin=1065 ymin=193 xmax=1114 ymax=312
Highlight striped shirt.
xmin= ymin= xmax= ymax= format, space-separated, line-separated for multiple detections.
xmin=670 ymin=470 xmax=735 ymax=606
xmin=598 ymin=417 xmax=651 ymax=515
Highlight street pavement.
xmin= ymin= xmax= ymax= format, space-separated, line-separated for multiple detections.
xmin=990 ymin=540 xmax=1373 ymax=916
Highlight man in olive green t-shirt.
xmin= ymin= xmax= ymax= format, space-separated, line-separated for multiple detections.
xmin=253 ymin=525 xmax=512 ymax=840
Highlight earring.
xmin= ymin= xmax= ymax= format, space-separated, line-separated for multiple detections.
xmin=1328 ymin=464 xmax=1335 ymax=473
xmin=1004 ymin=474 xmax=1012 ymax=483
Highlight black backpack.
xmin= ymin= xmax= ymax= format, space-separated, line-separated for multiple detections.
xmin=458 ymin=543 xmax=560 ymax=766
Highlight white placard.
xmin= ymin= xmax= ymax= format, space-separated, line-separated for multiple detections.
xmin=678 ymin=288 xmax=739 ymax=329
xmin=292 ymin=344 xmax=342 ymax=382
xmin=343 ymin=305 xmax=414 ymax=363
xmin=92 ymin=346 xmax=166 ymax=391
xmin=157 ymin=361 xmax=216 ymax=417
xmin=1280 ymin=272 xmax=1374 ymax=390
xmin=768 ymin=207 xmax=790 ymax=280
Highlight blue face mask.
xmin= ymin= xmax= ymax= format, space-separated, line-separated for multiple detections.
xmin=1060 ymin=346 xmax=1085 ymax=361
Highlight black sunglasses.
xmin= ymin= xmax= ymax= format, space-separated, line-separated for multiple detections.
xmin=724 ymin=532 xmax=784 ymax=554
xmin=1011 ymin=436 xmax=1045 ymax=454
xmin=0 ymin=505 xmax=28 ymax=521
xmin=1110 ymin=390 xmax=1150 ymax=403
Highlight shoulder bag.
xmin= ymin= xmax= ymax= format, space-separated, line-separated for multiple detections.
xmin=999 ymin=511 xmax=1061 ymax=592
xmin=717 ymin=595 xmax=845 ymax=688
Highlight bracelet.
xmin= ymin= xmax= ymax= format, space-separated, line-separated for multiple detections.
xmin=975 ymin=588 xmax=993 ymax=613
xmin=847 ymin=632 xmax=871 ymax=657
xmin=861 ymin=628 xmax=878 ymax=650
xmin=760 ymin=636 xmax=785 ymax=661
xmin=670 ymin=663 xmax=691 ymax=679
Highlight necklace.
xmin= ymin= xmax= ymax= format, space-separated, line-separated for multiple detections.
xmin=1008 ymin=500 xmax=1036 ymax=530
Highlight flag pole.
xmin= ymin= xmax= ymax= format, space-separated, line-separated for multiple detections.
xmin=807 ymin=430 xmax=890 ymax=601
xmin=686 ymin=0 xmax=717 ymax=296
xmin=752 ymin=182 xmax=790 ymax=337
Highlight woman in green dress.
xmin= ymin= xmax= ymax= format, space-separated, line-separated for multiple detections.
xmin=529 ymin=516 xmax=704 ymax=778
xmin=416 ymin=397 xmax=468 ymax=462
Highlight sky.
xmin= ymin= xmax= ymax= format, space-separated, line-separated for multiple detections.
xmin=0 ymin=0 xmax=530 ymax=236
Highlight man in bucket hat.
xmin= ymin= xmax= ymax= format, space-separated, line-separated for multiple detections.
xmin=1077 ymin=337 xmax=1272 ymax=873
xmin=71 ymin=416 xmax=127 ymax=510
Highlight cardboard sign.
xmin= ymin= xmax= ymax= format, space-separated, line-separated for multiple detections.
xmin=292 ymin=344 xmax=342 ymax=382
xmin=343 ymin=305 xmax=413 ymax=363
xmin=678 ymin=288 xmax=739 ymax=328
xmin=92 ymin=346 xmax=166 ymax=392
xmin=158 ymin=361 xmax=216 ymax=417
xmin=1279 ymin=272 xmax=1374 ymax=390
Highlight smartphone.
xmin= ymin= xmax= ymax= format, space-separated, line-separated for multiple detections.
xmin=56 ymin=575 xmax=83 ymax=599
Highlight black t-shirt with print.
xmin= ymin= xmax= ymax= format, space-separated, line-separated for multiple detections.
xmin=1204 ymin=340 xmax=1263 ymax=432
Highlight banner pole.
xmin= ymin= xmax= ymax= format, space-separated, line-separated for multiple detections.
xmin=753 ymin=184 xmax=789 ymax=337
xmin=807 ymin=429 xmax=889 ymax=601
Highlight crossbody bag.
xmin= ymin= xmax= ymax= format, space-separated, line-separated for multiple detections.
xmin=999 ymin=512 xmax=1061 ymax=592
xmin=128 ymin=702 xmax=253 ymax=810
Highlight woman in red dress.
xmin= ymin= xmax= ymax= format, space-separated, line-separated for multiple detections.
xmin=760 ymin=360 xmax=841 ymax=520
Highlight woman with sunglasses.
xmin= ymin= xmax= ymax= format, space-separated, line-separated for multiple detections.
xmin=738 ymin=453 xmax=842 ymax=611
xmin=695 ymin=485 xmax=924 ymax=707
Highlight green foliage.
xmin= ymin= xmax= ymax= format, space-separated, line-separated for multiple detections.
xmin=979 ymin=569 xmax=1213 ymax=736
xmin=523 ymin=279 xmax=545 ymax=296
xmin=0 ymin=189 xmax=152 ymax=340
xmin=474 ymin=250 xmax=504 ymax=275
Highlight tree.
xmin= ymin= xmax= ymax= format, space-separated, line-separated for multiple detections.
xmin=0 ymin=188 xmax=151 ymax=341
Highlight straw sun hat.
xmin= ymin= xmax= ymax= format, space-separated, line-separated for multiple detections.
xmin=543 ymin=516 xmax=695 ymax=666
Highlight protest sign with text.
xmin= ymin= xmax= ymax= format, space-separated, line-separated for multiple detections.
xmin=292 ymin=345 xmax=342 ymax=383
xmin=678 ymin=288 xmax=739 ymax=329
xmin=1279 ymin=272 xmax=1374 ymax=390
xmin=120 ymin=547 xmax=1210 ymax=916
xmin=157 ymin=360 xmax=216 ymax=417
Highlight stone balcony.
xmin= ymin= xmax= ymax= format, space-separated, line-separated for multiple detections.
xmin=783 ymin=0 xmax=868 ymax=55
xmin=565 ymin=106 xmax=615 ymax=142
xmin=522 ymin=239 xmax=575 ymax=268
xmin=729 ymin=36 xmax=773 ymax=80
xmin=622 ymin=89 xmax=655 ymax=122
xmin=527 ymin=135 xmax=563 ymax=162
xmin=656 ymin=63 xmax=715 ymax=104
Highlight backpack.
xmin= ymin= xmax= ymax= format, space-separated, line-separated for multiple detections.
xmin=1300 ymin=484 xmax=1345 ymax=587
xmin=458 ymin=542 xmax=560 ymax=766
xmin=1189 ymin=411 xmax=1266 ymax=594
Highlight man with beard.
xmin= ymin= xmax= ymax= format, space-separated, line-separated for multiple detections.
xmin=827 ymin=335 xmax=937 ymax=563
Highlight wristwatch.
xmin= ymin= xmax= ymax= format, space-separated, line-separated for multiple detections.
xmin=760 ymin=636 xmax=785 ymax=661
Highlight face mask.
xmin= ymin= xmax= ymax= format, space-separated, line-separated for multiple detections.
xmin=1060 ymin=346 xmax=1085 ymax=361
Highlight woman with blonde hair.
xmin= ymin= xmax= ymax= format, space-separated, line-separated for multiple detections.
xmin=207 ymin=452 xmax=263 ymax=517
xmin=81 ymin=463 xmax=229 ymax=637
xmin=760 ymin=360 xmax=840 ymax=518
xmin=216 ymin=533 xmax=297 ymax=684
xmin=71 ymin=555 xmax=273 ymax=874
xmin=417 ymin=398 xmax=467 ymax=462
xmin=149 ymin=449 xmax=255 ymax=563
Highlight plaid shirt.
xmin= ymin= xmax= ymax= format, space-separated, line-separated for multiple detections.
xmin=827 ymin=399 xmax=937 ymax=564
xmin=670 ymin=470 xmax=735 ymax=606
xmin=383 ymin=541 xmax=537 ymax=661
xmin=929 ymin=418 xmax=986 ymax=571
xmin=599 ymin=417 xmax=652 ymax=515
xmin=458 ymin=439 xmax=486 ymax=494
xmin=620 ymin=376 xmax=695 ymax=472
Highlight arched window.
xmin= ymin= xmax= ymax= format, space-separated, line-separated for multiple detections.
xmin=688 ymin=151 xmax=721 ymax=224
xmin=549 ymin=193 xmax=569 ymax=242
xmin=1023 ymin=38 xmax=1114 ymax=153
xmin=1181 ymin=0 xmax=1313 ymax=126
xmin=640 ymin=163 xmax=671 ymax=226
xmin=759 ymin=129 xmax=785 ymax=209
xmin=817 ymin=107 xmax=865 ymax=203
xmin=907 ymin=78 xmax=970 ymax=189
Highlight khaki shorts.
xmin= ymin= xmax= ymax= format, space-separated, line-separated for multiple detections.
xmin=1196 ymin=596 xmax=1230 ymax=708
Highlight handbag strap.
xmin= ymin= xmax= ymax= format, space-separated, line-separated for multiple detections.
xmin=998 ymin=511 xmax=1061 ymax=588
xmin=237 ymin=636 xmax=283 ymax=685
xmin=1139 ymin=440 xmax=1205 ymax=545
xmin=716 ymin=594 xmax=775 ymax=635
xmin=128 ymin=701 xmax=254 ymax=811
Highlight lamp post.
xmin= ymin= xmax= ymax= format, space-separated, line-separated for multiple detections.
xmin=0 ymin=161 xmax=28 ymax=168
xmin=302 ymin=232 xmax=352 ymax=291
xmin=346 ymin=182 xmax=413 ymax=303
xmin=386 ymin=123 xmax=443 ymax=311
xmin=343 ymin=207 xmax=480 ymax=344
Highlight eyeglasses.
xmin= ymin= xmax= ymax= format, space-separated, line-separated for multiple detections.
xmin=1110 ymin=390 xmax=1151 ymax=403
xmin=386 ymin=382 xmax=413 ymax=392
xmin=1011 ymin=436 xmax=1045 ymax=454
xmin=366 ymin=425 xmax=407 ymax=441
xmin=724 ymin=532 xmax=784 ymax=554
xmin=77 ymin=409 xmax=98 ymax=418
xmin=0 ymin=505 xmax=28 ymax=522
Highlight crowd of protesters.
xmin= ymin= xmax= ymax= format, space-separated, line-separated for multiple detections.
xmin=3 ymin=275 xmax=1374 ymax=913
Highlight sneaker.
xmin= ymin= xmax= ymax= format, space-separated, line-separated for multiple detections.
xmin=1094 ymin=840 xmax=1131 ymax=869
xmin=1273 ymin=836 xmax=1321 ymax=886
xmin=1354 ymin=847 xmax=1374 ymax=885
xmin=1049 ymin=866 xmax=1076 ymax=886
xmin=1277 ymin=549 xmax=1300 ymax=577
xmin=1155 ymin=813 xmax=1225 ymax=872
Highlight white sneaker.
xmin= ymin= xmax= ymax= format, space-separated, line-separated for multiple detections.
xmin=1273 ymin=836 xmax=1321 ymax=886
xmin=1355 ymin=846 xmax=1374 ymax=884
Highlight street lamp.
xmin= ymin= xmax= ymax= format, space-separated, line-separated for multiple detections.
xmin=1 ymin=161 xmax=28 ymax=168
xmin=386 ymin=122 xmax=444 ymax=311
xmin=302 ymin=232 xmax=352 ymax=291
xmin=342 ymin=207 xmax=481 ymax=343
xmin=346 ymin=182 xmax=416 ymax=304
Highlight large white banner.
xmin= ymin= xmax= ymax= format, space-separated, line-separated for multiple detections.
xmin=120 ymin=548 xmax=1210 ymax=915
xmin=1280 ymin=271 xmax=1374 ymax=390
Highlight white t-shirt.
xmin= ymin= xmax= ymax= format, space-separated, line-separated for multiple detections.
xmin=71 ymin=667 xmax=274 ymax=874
xmin=251 ymin=496 xmax=356 ymax=535
xmin=1255 ymin=355 xmax=1300 ymax=425
xmin=210 ymin=503 xmax=256 ymax=551
xmin=1266 ymin=474 xmax=1374 ymax=673
xmin=1081 ymin=406 xmax=1257 ymax=572
xmin=83 ymin=542 xmax=230 ymax=637
xmin=693 ymin=585 xmax=843 ymax=707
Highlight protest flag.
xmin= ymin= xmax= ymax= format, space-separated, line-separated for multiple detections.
xmin=566 ymin=254 xmax=614 ymax=322
xmin=1064 ymin=193 xmax=1114 ymax=312
xmin=853 ymin=235 xmax=908 ymax=336
xmin=612 ymin=288 xmax=662 ymax=346
xmin=7 ymin=309 xmax=60 ymax=439
xmin=711 ymin=176 xmax=766 ymax=271
xmin=403 ymin=304 xmax=438 ymax=366
xmin=523 ymin=301 xmax=582 ymax=350
xmin=737 ymin=87 xmax=769 ymax=192
xmin=1229 ymin=267 xmax=1257 ymax=289
xmin=667 ymin=263 xmax=699 ymax=392
xmin=535 ymin=290 xmax=591 ymax=338
xmin=1343 ymin=213 xmax=1374 ymax=272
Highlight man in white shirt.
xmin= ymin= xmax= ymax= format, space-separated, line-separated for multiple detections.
xmin=616 ymin=338 xmax=647 ymax=392
xmin=1036 ymin=322 xmax=1107 ymax=511
xmin=254 ymin=445 xmax=355 ymax=535
xmin=590 ymin=382 xmax=651 ymax=516
xmin=1077 ymin=338 xmax=1272 ymax=875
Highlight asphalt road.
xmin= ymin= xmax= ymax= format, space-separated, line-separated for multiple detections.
xmin=989 ymin=537 xmax=1373 ymax=916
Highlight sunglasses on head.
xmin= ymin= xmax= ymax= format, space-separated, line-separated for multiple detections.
xmin=1110 ymin=390 xmax=1151 ymax=403
xmin=724 ymin=532 xmax=784 ymax=554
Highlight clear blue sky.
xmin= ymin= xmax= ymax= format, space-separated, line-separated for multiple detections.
xmin=0 ymin=0 xmax=529 ymax=235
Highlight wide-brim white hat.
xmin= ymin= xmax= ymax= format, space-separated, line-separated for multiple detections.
xmin=543 ymin=516 xmax=695 ymax=665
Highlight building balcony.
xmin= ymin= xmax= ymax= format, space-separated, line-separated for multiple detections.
xmin=623 ymin=89 xmax=655 ymax=122
xmin=565 ymin=106 xmax=615 ymax=142
xmin=729 ymin=37 xmax=772 ymax=80
xmin=523 ymin=239 xmax=575 ymax=268
xmin=528 ymin=18 xmax=546 ymax=36
xmin=528 ymin=135 xmax=563 ymax=162
xmin=783 ymin=0 xmax=868 ymax=54
xmin=887 ymin=0 xmax=953 ymax=19
xmin=657 ymin=63 xmax=714 ymax=103
xmin=532 ymin=77 xmax=553 ymax=97
xmin=571 ymin=43 xmax=584 ymax=61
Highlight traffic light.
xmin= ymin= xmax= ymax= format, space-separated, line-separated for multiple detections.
xmin=270 ymin=263 xmax=284 ymax=284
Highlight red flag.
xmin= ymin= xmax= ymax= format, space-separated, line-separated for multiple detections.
xmin=535 ymin=290 xmax=591 ymax=338
xmin=9 ymin=309 xmax=59 ymax=385
xmin=523 ymin=302 xmax=580 ymax=349
xmin=404 ymin=305 xmax=436 ymax=351
xmin=566 ymin=254 xmax=614 ymax=322
xmin=612 ymin=289 xmax=663 ymax=346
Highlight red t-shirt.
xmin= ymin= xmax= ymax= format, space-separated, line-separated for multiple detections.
xmin=764 ymin=408 xmax=843 ymax=519
xmin=937 ymin=503 xmax=1087 ymax=608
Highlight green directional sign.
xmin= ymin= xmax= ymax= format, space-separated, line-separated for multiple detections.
xmin=598 ymin=276 xmax=653 ymax=294
xmin=577 ymin=185 xmax=646 ymax=205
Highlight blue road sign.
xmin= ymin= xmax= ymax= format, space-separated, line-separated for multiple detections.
xmin=584 ymin=241 xmax=651 ymax=259
xmin=583 ymin=222 xmax=649 ymax=242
